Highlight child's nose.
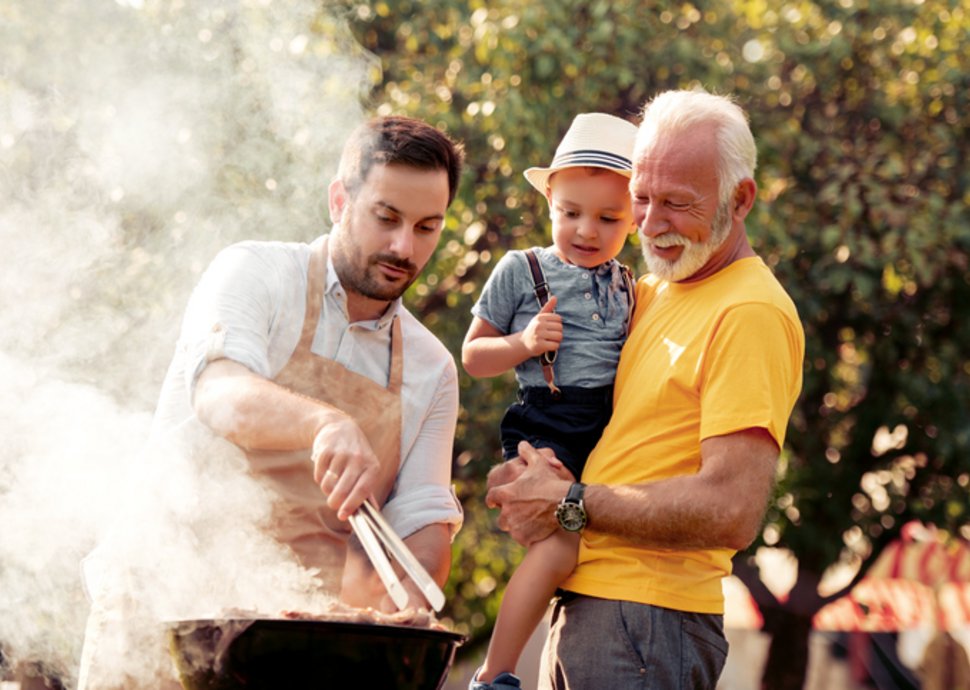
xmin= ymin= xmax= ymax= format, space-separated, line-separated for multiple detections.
xmin=577 ymin=219 xmax=598 ymax=237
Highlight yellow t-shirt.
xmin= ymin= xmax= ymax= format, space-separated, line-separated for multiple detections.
xmin=562 ymin=256 xmax=805 ymax=614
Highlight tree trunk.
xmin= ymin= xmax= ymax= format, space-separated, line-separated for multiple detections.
xmin=760 ymin=610 xmax=814 ymax=690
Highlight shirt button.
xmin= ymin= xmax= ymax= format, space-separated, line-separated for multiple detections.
xmin=584 ymin=292 xmax=592 ymax=300
xmin=582 ymin=272 xmax=590 ymax=279
xmin=592 ymin=313 xmax=601 ymax=321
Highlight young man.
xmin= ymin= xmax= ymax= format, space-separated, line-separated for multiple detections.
xmin=78 ymin=116 xmax=465 ymax=689
xmin=487 ymin=90 xmax=805 ymax=689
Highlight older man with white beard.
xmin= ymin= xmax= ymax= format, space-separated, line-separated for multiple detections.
xmin=486 ymin=90 xmax=805 ymax=690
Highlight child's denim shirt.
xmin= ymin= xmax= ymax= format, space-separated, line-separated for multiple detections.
xmin=471 ymin=246 xmax=634 ymax=389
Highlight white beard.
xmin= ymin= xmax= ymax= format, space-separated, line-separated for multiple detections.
xmin=640 ymin=202 xmax=732 ymax=282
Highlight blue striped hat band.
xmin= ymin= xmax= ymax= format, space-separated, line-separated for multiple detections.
xmin=551 ymin=149 xmax=632 ymax=172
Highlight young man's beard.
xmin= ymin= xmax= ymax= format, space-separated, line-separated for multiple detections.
xmin=641 ymin=200 xmax=732 ymax=282
xmin=330 ymin=223 xmax=419 ymax=303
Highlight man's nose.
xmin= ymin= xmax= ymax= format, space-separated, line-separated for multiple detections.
xmin=388 ymin=228 xmax=414 ymax=257
xmin=636 ymin=203 xmax=665 ymax=238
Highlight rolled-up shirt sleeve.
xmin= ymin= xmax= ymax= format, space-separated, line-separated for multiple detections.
xmin=178 ymin=243 xmax=286 ymax=396
xmin=382 ymin=361 xmax=463 ymax=540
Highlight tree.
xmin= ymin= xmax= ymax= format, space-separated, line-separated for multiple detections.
xmin=348 ymin=0 xmax=970 ymax=686
xmin=737 ymin=2 xmax=970 ymax=686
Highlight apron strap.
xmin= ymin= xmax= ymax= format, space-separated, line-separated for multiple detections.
xmin=296 ymin=236 xmax=329 ymax=353
xmin=387 ymin=316 xmax=403 ymax=394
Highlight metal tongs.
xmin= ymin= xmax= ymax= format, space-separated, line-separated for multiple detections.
xmin=347 ymin=499 xmax=446 ymax=612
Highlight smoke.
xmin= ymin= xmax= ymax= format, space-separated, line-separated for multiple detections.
xmin=0 ymin=0 xmax=378 ymax=686
xmin=0 ymin=354 xmax=151 ymax=683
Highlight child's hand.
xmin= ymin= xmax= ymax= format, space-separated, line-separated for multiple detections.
xmin=521 ymin=296 xmax=562 ymax=356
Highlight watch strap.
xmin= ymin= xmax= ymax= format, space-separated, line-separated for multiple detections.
xmin=565 ymin=482 xmax=586 ymax=504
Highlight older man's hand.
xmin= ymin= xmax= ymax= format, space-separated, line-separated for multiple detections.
xmin=485 ymin=457 xmax=527 ymax=503
xmin=485 ymin=441 xmax=574 ymax=546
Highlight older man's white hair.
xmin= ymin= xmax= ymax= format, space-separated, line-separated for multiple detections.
xmin=635 ymin=89 xmax=757 ymax=205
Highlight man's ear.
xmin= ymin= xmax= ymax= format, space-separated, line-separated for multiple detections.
xmin=732 ymin=178 xmax=757 ymax=220
xmin=328 ymin=178 xmax=347 ymax=224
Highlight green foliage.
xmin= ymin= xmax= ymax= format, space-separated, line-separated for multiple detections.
xmin=749 ymin=0 xmax=970 ymax=574
xmin=346 ymin=0 xmax=970 ymax=662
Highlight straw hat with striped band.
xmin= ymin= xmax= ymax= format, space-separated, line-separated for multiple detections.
xmin=524 ymin=112 xmax=639 ymax=195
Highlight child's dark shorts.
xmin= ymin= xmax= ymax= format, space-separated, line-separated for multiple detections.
xmin=499 ymin=385 xmax=614 ymax=481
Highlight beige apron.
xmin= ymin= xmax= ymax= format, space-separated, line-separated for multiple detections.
xmin=245 ymin=234 xmax=403 ymax=589
xmin=77 ymin=235 xmax=403 ymax=689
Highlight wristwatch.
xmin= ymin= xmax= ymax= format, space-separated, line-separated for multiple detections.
xmin=555 ymin=482 xmax=587 ymax=532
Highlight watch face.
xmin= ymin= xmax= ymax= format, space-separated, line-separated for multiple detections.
xmin=556 ymin=502 xmax=587 ymax=532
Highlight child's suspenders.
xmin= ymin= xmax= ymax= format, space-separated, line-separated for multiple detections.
xmin=523 ymin=249 xmax=637 ymax=398
xmin=524 ymin=249 xmax=561 ymax=395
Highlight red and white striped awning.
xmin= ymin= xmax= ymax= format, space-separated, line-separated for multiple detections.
xmin=814 ymin=524 xmax=970 ymax=631
xmin=812 ymin=579 xmax=970 ymax=632
xmin=726 ymin=524 xmax=970 ymax=631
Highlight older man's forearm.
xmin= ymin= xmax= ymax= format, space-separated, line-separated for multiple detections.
xmin=584 ymin=430 xmax=778 ymax=551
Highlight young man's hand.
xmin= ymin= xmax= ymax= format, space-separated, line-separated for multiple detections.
xmin=312 ymin=416 xmax=381 ymax=520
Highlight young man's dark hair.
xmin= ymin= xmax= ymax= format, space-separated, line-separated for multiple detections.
xmin=337 ymin=116 xmax=465 ymax=205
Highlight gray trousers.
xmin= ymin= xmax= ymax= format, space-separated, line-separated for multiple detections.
xmin=539 ymin=593 xmax=728 ymax=690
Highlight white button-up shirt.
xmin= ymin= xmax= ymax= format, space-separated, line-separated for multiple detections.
xmin=152 ymin=235 xmax=462 ymax=539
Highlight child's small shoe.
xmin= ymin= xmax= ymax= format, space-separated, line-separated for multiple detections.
xmin=468 ymin=667 xmax=522 ymax=690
